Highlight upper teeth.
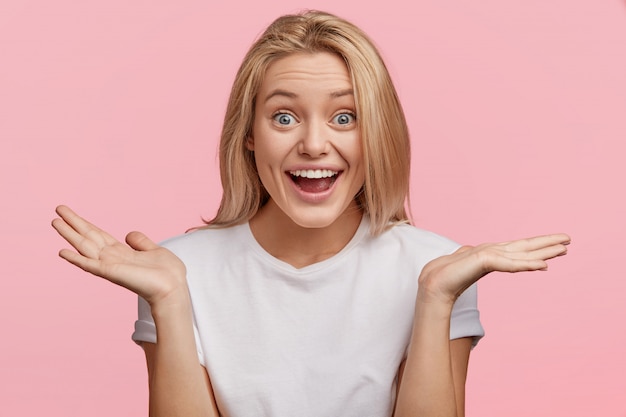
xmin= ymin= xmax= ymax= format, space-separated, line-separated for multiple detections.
xmin=290 ymin=169 xmax=337 ymax=179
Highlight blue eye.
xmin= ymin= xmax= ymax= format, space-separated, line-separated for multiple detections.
xmin=333 ymin=113 xmax=355 ymax=125
xmin=274 ymin=113 xmax=296 ymax=125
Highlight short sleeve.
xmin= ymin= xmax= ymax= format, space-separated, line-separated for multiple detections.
xmin=449 ymin=283 xmax=484 ymax=348
xmin=131 ymin=296 xmax=156 ymax=345
xmin=130 ymin=295 xmax=206 ymax=366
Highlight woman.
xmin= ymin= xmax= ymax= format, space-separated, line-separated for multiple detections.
xmin=52 ymin=10 xmax=569 ymax=417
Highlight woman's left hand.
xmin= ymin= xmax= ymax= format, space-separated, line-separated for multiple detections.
xmin=418 ymin=233 xmax=571 ymax=305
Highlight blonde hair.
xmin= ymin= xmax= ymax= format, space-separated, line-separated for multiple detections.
xmin=206 ymin=10 xmax=411 ymax=236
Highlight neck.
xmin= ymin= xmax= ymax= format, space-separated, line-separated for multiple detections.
xmin=249 ymin=199 xmax=363 ymax=269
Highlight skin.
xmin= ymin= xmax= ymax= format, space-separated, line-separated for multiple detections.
xmin=51 ymin=51 xmax=571 ymax=417
xmin=51 ymin=205 xmax=218 ymax=417
xmin=394 ymin=237 xmax=569 ymax=417
xmin=247 ymin=52 xmax=365 ymax=268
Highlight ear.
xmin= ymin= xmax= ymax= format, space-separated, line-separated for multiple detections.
xmin=245 ymin=135 xmax=255 ymax=151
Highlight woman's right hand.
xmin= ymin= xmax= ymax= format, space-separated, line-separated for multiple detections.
xmin=54 ymin=205 xmax=219 ymax=416
xmin=52 ymin=205 xmax=187 ymax=307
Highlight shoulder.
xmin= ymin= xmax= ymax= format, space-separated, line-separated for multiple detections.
xmin=347 ymin=221 xmax=461 ymax=273
xmin=158 ymin=224 xmax=248 ymax=259
xmin=372 ymin=222 xmax=461 ymax=258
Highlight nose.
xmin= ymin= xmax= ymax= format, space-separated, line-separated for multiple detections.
xmin=298 ymin=120 xmax=330 ymax=157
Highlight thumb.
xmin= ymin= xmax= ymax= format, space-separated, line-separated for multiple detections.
xmin=125 ymin=231 xmax=159 ymax=251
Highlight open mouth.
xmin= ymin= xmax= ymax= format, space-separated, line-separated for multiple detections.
xmin=288 ymin=169 xmax=340 ymax=193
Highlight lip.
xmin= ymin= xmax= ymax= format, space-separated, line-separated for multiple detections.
xmin=285 ymin=170 xmax=342 ymax=203
xmin=286 ymin=164 xmax=343 ymax=173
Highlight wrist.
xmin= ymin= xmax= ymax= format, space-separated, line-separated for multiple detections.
xmin=416 ymin=280 xmax=458 ymax=307
xmin=414 ymin=291 xmax=454 ymax=321
xmin=149 ymin=285 xmax=193 ymax=321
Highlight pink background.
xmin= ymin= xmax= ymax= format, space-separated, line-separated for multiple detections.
xmin=1 ymin=0 xmax=625 ymax=416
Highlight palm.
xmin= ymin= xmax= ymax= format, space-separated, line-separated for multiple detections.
xmin=419 ymin=234 xmax=570 ymax=304
xmin=52 ymin=205 xmax=186 ymax=305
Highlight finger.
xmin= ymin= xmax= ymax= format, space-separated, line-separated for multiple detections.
xmin=125 ymin=231 xmax=159 ymax=252
xmin=487 ymin=256 xmax=549 ymax=273
xmin=532 ymin=243 xmax=568 ymax=260
xmin=52 ymin=217 xmax=102 ymax=259
xmin=504 ymin=233 xmax=571 ymax=252
xmin=59 ymin=248 xmax=106 ymax=276
xmin=58 ymin=248 xmax=133 ymax=289
xmin=55 ymin=205 xmax=95 ymax=235
xmin=55 ymin=205 xmax=117 ymax=246
xmin=508 ymin=243 xmax=568 ymax=262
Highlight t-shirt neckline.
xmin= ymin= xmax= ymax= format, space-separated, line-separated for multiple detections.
xmin=241 ymin=215 xmax=370 ymax=274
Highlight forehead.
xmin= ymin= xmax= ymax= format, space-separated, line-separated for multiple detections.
xmin=259 ymin=52 xmax=352 ymax=95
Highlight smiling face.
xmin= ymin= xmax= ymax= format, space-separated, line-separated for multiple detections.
xmin=247 ymin=52 xmax=365 ymax=229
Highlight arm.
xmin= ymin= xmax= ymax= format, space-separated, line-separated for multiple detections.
xmin=450 ymin=337 xmax=472 ymax=416
xmin=394 ymin=234 xmax=570 ymax=417
xmin=395 ymin=300 xmax=470 ymax=417
xmin=52 ymin=205 xmax=219 ymax=417
xmin=142 ymin=342 xmax=217 ymax=414
xmin=396 ymin=337 xmax=471 ymax=417
xmin=141 ymin=295 xmax=220 ymax=417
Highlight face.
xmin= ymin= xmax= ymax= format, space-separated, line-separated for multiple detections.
xmin=248 ymin=52 xmax=365 ymax=229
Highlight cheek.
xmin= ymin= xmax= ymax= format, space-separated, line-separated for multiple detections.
xmin=253 ymin=142 xmax=280 ymax=169
xmin=351 ymin=139 xmax=366 ymax=185
xmin=252 ymin=145 xmax=286 ymax=188
xmin=253 ymin=130 xmax=297 ymax=168
xmin=342 ymin=134 xmax=364 ymax=167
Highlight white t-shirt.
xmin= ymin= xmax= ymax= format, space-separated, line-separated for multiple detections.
xmin=132 ymin=217 xmax=484 ymax=417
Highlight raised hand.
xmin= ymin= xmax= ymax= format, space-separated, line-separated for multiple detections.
xmin=418 ymin=234 xmax=571 ymax=304
xmin=51 ymin=205 xmax=187 ymax=306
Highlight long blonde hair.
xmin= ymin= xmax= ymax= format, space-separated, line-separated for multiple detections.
xmin=206 ymin=10 xmax=411 ymax=236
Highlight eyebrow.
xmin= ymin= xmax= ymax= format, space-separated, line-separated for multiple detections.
xmin=329 ymin=88 xmax=354 ymax=99
xmin=264 ymin=88 xmax=354 ymax=103
xmin=264 ymin=89 xmax=298 ymax=102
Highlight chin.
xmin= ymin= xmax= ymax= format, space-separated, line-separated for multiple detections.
xmin=288 ymin=214 xmax=340 ymax=230
xmin=284 ymin=203 xmax=358 ymax=230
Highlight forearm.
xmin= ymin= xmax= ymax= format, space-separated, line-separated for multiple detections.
xmin=394 ymin=233 xmax=570 ymax=416
xmin=148 ymin=293 xmax=219 ymax=417
xmin=394 ymin=293 xmax=457 ymax=417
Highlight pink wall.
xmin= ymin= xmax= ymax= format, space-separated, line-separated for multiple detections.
xmin=2 ymin=1 xmax=625 ymax=415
